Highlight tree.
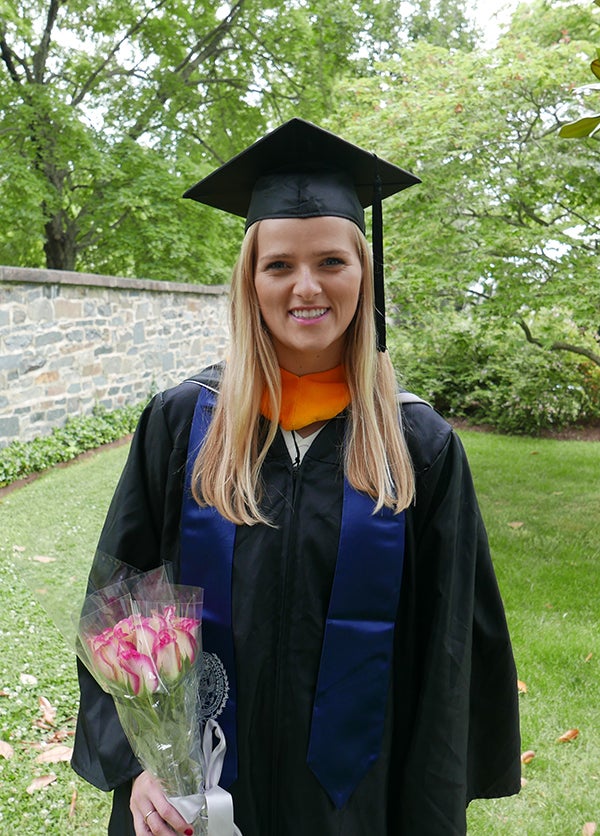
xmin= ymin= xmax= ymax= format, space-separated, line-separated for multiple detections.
xmin=331 ymin=2 xmax=600 ymax=371
xmin=0 ymin=0 xmax=408 ymax=279
xmin=402 ymin=0 xmax=480 ymax=51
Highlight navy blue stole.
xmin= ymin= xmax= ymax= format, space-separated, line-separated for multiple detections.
xmin=179 ymin=384 xmax=405 ymax=807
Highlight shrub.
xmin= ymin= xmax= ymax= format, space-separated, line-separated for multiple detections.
xmin=0 ymin=403 xmax=145 ymax=488
xmin=392 ymin=313 xmax=600 ymax=435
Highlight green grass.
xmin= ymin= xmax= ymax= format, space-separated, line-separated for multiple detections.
xmin=461 ymin=432 xmax=600 ymax=835
xmin=0 ymin=445 xmax=128 ymax=834
xmin=0 ymin=432 xmax=599 ymax=834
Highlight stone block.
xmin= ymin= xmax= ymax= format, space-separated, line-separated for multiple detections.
xmin=19 ymin=353 xmax=47 ymax=375
xmin=55 ymin=299 xmax=83 ymax=318
xmin=35 ymin=331 xmax=62 ymax=347
xmin=5 ymin=332 xmax=33 ymax=350
xmin=133 ymin=322 xmax=145 ymax=345
xmin=0 ymin=416 xmax=20 ymax=438
xmin=12 ymin=307 xmax=27 ymax=325
xmin=35 ymin=370 xmax=60 ymax=385
xmin=47 ymin=407 xmax=67 ymax=422
xmin=28 ymin=297 xmax=54 ymax=321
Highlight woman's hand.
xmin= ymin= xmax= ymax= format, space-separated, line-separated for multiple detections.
xmin=130 ymin=771 xmax=194 ymax=836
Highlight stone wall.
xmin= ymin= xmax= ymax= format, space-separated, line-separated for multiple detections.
xmin=0 ymin=266 xmax=230 ymax=447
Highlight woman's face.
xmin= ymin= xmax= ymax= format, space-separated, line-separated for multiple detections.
xmin=254 ymin=216 xmax=363 ymax=375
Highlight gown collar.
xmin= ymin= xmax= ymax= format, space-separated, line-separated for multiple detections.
xmin=260 ymin=365 xmax=351 ymax=431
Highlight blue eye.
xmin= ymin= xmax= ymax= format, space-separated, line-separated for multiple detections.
xmin=323 ymin=257 xmax=344 ymax=266
xmin=266 ymin=261 xmax=288 ymax=270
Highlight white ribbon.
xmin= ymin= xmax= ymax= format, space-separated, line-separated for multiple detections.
xmin=203 ymin=719 xmax=242 ymax=836
xmin=167 ymin=720 xmax=241 ymax=835
xmin=168 ymin=792 xmax=205 ymax=824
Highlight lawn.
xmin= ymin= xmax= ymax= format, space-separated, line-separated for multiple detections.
xmin=0 ymin=431 xmax=598 ymax=834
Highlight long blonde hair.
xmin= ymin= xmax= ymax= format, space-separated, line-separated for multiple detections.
xmin=192 ymin=221 xmax=415 ymax=525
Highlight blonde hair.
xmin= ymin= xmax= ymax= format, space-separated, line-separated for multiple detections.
xmin=192 ymin=221 xmax=415 ymax=525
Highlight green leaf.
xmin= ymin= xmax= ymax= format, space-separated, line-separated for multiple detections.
xmin=558 ymin=115 xmax=600 ymax=138
xmin=591 ymin=58 xmax=600 ymax=80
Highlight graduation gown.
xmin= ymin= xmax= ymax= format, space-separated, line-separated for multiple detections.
xmin=72 ymin=364 xmax=521 ymax=835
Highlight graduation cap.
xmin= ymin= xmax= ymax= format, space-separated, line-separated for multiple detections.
xmin=183 ymin=118 xmax=420 ymax=351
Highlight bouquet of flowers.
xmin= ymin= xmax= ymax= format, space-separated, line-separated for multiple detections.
xmin=75 ymin=559 xmax=238 ymax=836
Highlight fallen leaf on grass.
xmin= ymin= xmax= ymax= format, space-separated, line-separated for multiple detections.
xmin=26 ymin=774 xmax=57 ymax=794
xmin=558 ymin=728 xmax=579 ymax=743
xmin=585 ymin=653 xmax=593 ymax=663
xmin=32 ymin=555 xmax=56 ymax=564
xmin=20 ymin=673 xmax=38 ymax=686
xmin=0 ymin=690 xmax=9 ymax=697
xmin=508 ymin=521 xmax=524 ymax=529
xmin=39 ymin=696 xmax=57 ymax=725
xmin=12 ymin=545 xmax=25 ymax=553
xmin=582 ymin=824 xmax=597 ymax=836
xmin=47 ymin=729 xmax=74 ymax=744
xmin=0 ymin=740 xmax=14 ymax=759
xmin=517 ymin=679 xmax=528 ymax=694
xmin=69 ymin=787 xmax=78 ymax=818
xmin=35 ymin=744 xmax=73 ymax=764
xmin=521 ymin=750 xmax=536 ymax=764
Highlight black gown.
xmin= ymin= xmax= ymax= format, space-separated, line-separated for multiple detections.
xmin=72 ymin=364 xmax=521 ymax=835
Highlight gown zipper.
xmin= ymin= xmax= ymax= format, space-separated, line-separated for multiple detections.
xmin=269 ymin=442 xmax=301 ymax=834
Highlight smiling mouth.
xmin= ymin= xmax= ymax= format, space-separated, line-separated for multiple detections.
xmin=289 ymin=307 xmax=329 ymax=320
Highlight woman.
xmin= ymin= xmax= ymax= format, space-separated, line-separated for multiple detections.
xmin=73 ymin=119 xmax=521 ymax=835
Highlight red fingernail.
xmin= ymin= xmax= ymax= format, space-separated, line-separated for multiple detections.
xmin=184 ymin=830 xmax=193 ymax=836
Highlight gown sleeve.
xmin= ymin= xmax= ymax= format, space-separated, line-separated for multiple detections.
xmin=389 ymin=408 xmax=521 ymax=834
xmin=71 ymin=391 xmax=181 ymax=790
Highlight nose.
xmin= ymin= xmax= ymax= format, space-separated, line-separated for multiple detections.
xmin=294 ymin=265 xmax=321 ymax=298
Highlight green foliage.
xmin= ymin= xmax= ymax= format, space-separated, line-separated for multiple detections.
xmin=0 ymin=403 xmax=144 ymax=487
xmin=0 ymin=0 xmax=414 ymax=278
xmin=392 ymin=311 xmax=600 ymax=434
xmin=402 ymin=0 xmax=481 ymax=51
xmin=331 ymin=6 xmax=600 ymax=387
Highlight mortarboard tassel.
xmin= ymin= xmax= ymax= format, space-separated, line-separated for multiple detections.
xmin=372 ymin=158 xmax=386 ymax=352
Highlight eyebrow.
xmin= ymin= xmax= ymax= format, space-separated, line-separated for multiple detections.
xmin=258 ymin=248 xmax=354 ymax=262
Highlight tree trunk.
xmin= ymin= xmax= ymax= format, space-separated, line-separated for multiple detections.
xmin=44 ymin=213 xmax=77 ymax=271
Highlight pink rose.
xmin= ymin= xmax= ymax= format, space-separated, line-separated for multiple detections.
xmin=131 ymin=619 xmax=159 ymax=657
xmin=171 ymin=617 xmax=200 ymax=664
xmin=153 ymin=627 xmax=182 ymax=681
xmin=117 ymin=643 xmax=160 ymax=695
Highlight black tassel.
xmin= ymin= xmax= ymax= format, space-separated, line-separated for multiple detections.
xmin=372 ymin=157 xmax=386 ymax=352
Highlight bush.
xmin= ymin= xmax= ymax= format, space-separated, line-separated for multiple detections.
xmin=392 ymin=313 xmax=600 ymax=435
xmin=0 ymin=403 xmax=145 ymax=487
